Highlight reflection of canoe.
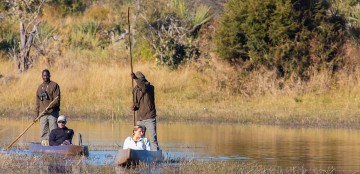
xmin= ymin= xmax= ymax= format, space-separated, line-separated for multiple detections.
xmin=29 ymin=143 xmax=89 ymax=156
xmin=115 ymin=149 xmax=163 ymax=166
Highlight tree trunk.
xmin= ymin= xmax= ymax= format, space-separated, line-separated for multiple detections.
xmin=18 ymin=21 xmax=36 ymax=73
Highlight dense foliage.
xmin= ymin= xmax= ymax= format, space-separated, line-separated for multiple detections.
xmin=135 ymin=0 xmax=211 ymax=68
xmin=215 ymin=0 xmax=348 ymax=79
xmin=0 ymin=0 xmax=358 ymax=75
xmin=48 ymin=0 xmax=87 ymax=15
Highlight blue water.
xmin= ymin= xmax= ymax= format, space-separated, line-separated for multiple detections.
xmin=1 ymin=148 xmax=248 ymax=166
xmin=2 ymin=121 xmax=360 ymax=171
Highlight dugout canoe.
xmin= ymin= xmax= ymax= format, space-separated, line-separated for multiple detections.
xmin=115 ymin=149 xmax=163 ymax=166
xmin=29 ymin=143 xmax=89 ymax=156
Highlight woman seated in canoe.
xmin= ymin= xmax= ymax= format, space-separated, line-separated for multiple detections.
xmin=123 ymin=125 xmax=150 ymax=150
xmin=49 ymin=115 xmax=74 ymax=146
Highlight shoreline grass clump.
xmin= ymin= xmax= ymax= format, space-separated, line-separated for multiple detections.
xmin=0 ymin=153 xmax=115 ymax=173
xmin=0 ymin=153 xmax=341 ymax=174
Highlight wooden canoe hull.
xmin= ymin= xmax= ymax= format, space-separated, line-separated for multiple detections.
xmin=115 ymin=149 xmax=163 ymax=166
xmin=29 ymin=143 xmax=89 ymax=156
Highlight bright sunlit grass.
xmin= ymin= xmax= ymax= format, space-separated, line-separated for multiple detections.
xmin=2 ymin=54 xmax=360 ymax=128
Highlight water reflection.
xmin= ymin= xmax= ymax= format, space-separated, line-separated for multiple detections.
xmin=1 ymin=119 xmax=360 ymax=170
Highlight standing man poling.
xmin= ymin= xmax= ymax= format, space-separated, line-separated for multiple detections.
xmin=34 ymin=69 xmax=61 ymax=146
xmin=131 ymin=71 xmax=159 ymax=151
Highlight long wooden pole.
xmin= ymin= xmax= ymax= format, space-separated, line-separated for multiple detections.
xmin=128 ymin=7 xmax=135 ymax=126
xmin=5 ymin=96 xmax=59 ymax=150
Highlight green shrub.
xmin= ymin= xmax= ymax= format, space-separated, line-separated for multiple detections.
xmin=215 ymin=0 xmax=347 ymax=79
xmin=330 ymin=0 xmax=359 ymax=44
xmin=347 ymin=2 xmax=360 ymax=44
xmin=0 ymin=20 xmax=18 ymax=56
xmin=0 ymin=1 xmax=10 ymax=12
xmin=67 ymin=20 xmax=101 ymax=49
xmin=37 ymin=22 xmax=58 ymax=41
xmin=192 ymin=5 xmax=211 ymax=27
xmin=133 ymin=38 xmax=155 ymax=61
xmin=170 ymin=0 xmax=188 ymax=19
xmin=84 ymin=5 xmax=110 ymax=21
xmin=48 ymin=0 xmax=86 ymax=16
xmin=137 ymin=0 xmax=211 ymax=68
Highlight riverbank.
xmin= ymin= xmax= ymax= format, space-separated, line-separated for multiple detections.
xmin=1 ymin=60 xmax=360 ymax=129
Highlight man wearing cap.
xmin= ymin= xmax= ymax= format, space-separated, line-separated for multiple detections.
xmin=49 ymin=115 xmax=74 ymax=146
xmin=131 ymin=71 xmax=159 ymax=151
xmin=34 ymin=69 xmax=61 ymax=146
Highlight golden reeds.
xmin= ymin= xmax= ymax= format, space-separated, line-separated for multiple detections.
xmin=2 ymin=55 xmax=360 ymax=128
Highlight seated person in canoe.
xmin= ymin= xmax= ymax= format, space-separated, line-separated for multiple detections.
xmin=123 ymin=125 xmax=150 ymax=150
xmin=49 ymin=115 xmax=74 ymax=146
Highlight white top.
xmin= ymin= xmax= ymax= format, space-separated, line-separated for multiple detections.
xmin=123 ymin=137 xmax=151 ymax=150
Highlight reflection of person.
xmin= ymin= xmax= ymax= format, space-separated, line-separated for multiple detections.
xmin=49 ymin=115 xmax=74 ymax=146
xmin=34 ymin=69 xmax=61 ymax=146
xmin=123 ymin=125 xmax=150 ymax=150
xmin=131 ymin=71 xmax=159 ymax=151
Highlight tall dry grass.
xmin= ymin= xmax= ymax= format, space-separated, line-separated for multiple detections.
xmin=2 ymin=51 xmax=360 ymax=128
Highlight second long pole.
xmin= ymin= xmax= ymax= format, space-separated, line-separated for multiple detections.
xmin=128 ymin=7 xmax=135 ymax=126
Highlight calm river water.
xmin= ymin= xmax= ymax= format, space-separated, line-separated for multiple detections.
xmin=1 ymin=119 xmax=360 ymax=171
